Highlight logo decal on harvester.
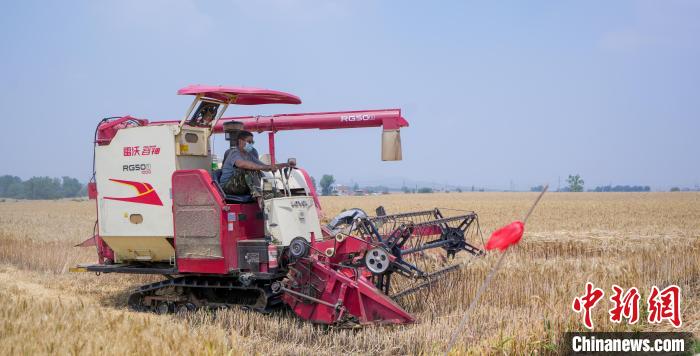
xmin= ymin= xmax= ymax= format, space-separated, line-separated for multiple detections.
xmin=103 ymin=179 xmax=163 ymax=206
xmin=290 ymin=200 xmax=309 ymax=208
xmin=123 ymin=145 xmax=160 ymax=157
xmin=123 ymin=163 xmax=152 ymax=175
xmin=340 ymin=114 xmax=375 ymax=122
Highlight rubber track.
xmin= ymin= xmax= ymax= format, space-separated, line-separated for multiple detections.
xmin=129 ymin=276 xmax=282 ymax=310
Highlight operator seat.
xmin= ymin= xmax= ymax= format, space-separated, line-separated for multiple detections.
xmin=211 ymin=169 xmax=255 ymax=204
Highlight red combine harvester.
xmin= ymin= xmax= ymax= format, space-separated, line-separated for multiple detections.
xmin=73 ymin=85 xmax=484 ymax=325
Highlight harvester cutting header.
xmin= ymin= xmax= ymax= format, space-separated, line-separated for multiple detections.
xmin=74 ymin=85 xmax=484 ymax=325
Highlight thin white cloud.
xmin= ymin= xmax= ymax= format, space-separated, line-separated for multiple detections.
xmin=600 ymin=0 xmax=700 ymax=52
xmin=229 ymin=0 xmax=356 ymax=22
xmin=600 ymin=28 xmax=656 ymax=52
xmin=88 ymin=0 xmax=213 ymax=39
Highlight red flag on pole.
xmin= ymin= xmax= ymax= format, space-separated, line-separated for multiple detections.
xmin=485 ymin=221 xmax=524 ymax=252
xmin=446 ymin=185 xmax=547 ymax=355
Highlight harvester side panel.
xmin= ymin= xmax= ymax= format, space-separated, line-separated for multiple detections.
xmin=173 ymin=169 xmax=266 ymax=274
xmin=172 ymin=171 xmax=223 ymax=261
xmin=264 ymin=196 xmax=322 ymax=246
xmin=94 ymin=123 xmax=213 ymax=264
xmin=95 ymin=125 xmax=179 ymax=262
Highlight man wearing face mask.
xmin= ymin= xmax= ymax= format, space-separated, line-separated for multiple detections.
xmin=219 ymin=131 xmax=291 ymax=206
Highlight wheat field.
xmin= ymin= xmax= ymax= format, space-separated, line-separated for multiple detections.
xmin=0 ymin=193 xmax=698 ymax=355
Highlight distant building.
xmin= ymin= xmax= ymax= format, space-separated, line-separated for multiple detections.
xmin=333 ymin=184 xmax=352 ymax=196
xmin=353 ymin=189 xmax=368 ymax=196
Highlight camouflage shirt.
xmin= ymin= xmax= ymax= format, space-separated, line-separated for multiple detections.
xmin=219 ymin=146 xmax=263 ymax=184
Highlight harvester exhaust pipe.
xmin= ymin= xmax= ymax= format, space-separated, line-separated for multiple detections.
xmin=223 ymin=121 xmax=245 ymax=147
xmin=381 ymin=129 xmax=402 ymax=161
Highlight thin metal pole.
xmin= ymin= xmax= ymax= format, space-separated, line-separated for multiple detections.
xmin=445 ymin=185 xmax=548 ymax=355
xmin=522 ymin=184 xmax=548 ymax=225
xmin=268 ymin=131 xmax=276 ymax=165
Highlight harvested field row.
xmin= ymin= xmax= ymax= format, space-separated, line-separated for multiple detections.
xmin=0 ymin=193 xmax=698 ymax=354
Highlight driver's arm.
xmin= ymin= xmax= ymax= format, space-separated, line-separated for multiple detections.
xmin=234 ymin=159 xmax=274 ymax=171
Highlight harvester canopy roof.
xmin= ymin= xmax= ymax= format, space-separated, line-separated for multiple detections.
xmin=177 ymin=85 xmax=302 ymax=105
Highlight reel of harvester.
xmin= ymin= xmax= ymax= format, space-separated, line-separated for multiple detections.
xmin=279 ymin=208 xmax=484 ymax=326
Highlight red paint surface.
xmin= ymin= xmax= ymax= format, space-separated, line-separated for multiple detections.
xmin=96 ymin=235 xmax=115 ymax=264
xmin=177 ymin=84 xmax=301 ymax=105
xmin=96 ymin=116 xmax=148 ymax=145
xmin=103 ymin=179 xmax=163 ymax=206
xmin=87 ymin=182 xmax=97 ymax=200
xmin=177 ymin=258 xmax=227 ymax=274
xmin=268 ymin=131 xmax=276 ymax=165
xmin=283 ymin=258 xmax=414 ymax=325
xmin=150 ymin=109 xmax=408 ymax=133
xmin=297 ymin=167 xmax=324 ymax=218
xmin=216 ymin=109 xmax=408 ymax=132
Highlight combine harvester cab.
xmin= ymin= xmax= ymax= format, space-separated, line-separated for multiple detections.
xmin=75 ymin=85 xmax=484 ymax=324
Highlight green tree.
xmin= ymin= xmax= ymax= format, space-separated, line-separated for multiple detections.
xmin=670 ymin=187 xmax=680 ymax=192
xmin=310 ymin=176 xmax=317 ymax=191
xmin=61 ymin=176 xmax=84 ymax=197
xmin=567 ymin=174 xmax=584 ymax=192
xmin=23 ymin=176 xmax=62 ymax=199
xmin=0 ymin=175 xmax=87 ymax=199
xmin=6 ymin=181 xmax=26 ymax=198
xmin=417 ymin=187 xmax=433 ymax=193
xmin=352 ymin=183 xmax=359 ymax=191
xmin=319 ymin=175 xmax=335 ymax=196
xmin=0 ymin=175 xmax=22 ymax=197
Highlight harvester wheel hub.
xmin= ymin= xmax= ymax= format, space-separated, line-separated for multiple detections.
xmin=289 ymin=237 xmax=309 ymax=259
xmin=441 ymin=227 xmax=467 ymax=257
xmin=176 ymin=303 xmax=196 ymax=315
xmin=155 ymin=302 xmax=171 ymax=315
xmin=365 ymin=247 xmax=390 ymax=274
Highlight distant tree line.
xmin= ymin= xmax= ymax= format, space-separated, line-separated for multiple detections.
xmin=668 ymin=187 xmax=700 ymax=192
xmin=401 ymin=186 xmax=435 ymax=194
xmin=364 ymin=185 xmax=390 ymax=194
xmin=533 ymin=174 xmax=657 ymax=193
xmin=0 ymin=175 xmax=86 ymax=199
xmin=592 ymin=185 xmax=650 ymax=192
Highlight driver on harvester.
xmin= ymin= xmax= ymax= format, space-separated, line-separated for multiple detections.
xmin=219 ymin=131 xmax=293 ymax=208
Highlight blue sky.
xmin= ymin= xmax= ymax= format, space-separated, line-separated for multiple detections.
xmin=1 ymin=1 xmax=698 ymax=190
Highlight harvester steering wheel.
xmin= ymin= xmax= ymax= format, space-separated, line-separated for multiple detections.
xmin=281 ymin=158 xmax=297 ymax=180
xmin=282 ymin=166 xmax=292 ymax=180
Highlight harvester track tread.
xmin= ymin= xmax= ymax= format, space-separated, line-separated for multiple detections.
xmin=128 ymin=276 xmax=283 ymax=313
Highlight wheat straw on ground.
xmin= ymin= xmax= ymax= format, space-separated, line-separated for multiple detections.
xmin=0 ymin=193 xmax=698 ymax=355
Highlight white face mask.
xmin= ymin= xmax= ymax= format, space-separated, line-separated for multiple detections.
xmin=244 ymin=142 xmax=254 ymax=153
